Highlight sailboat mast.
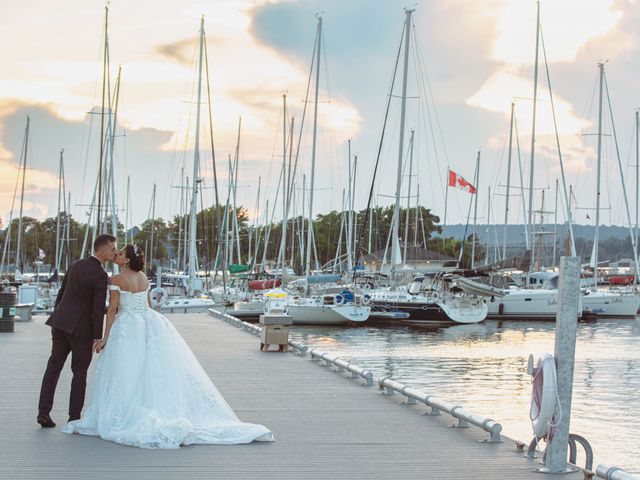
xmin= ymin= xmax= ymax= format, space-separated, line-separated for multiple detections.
xmin=470 ymin=151 xmax=480 ymax=269
xmin=335 ymin=189 xmax=346 ymax=270
xmin=485 ymin=186 xmax=491 ymax=265
xmin=126 ymin=175 xmax=131 ymax=244
xmin=250 ymin=176 xmax=261 ymax=272
xmin=367 ymin=195 xmax=373 ymax=254
xmin=527 ymin=0 xmax=541 ymax=268
xmin=232 ymin=117 xmax=242 ymax=264
xmin=346 ymin=139 xmax=353 ymax=272
xmin=305 ymin=15 xmax=322 ymax=277
xmin=188 ymin=16 xmax=205 ymax=295
xmin=503 ymin=102 xmax=515 ymax=260
xmin=634 ymin=110 xmax=640 ymax=272
xmin=286 ymin=117 xmax=295 ymax=269
xmin=97 ymin=6 xmax=109 ymax=232
xmin=55 ymin=149 xmax=64 ymax=273
xmin=108 ymin=66 xmax=122 ymax=245
xmin=352 ymin=154 xmax=358 ymax=259
xmin=403 ymin=129 xmax=415 ymax=261
xmin=149 ymin=184 xmax=156 ymax=273
xmin=551 ymin=178 xmax=558 ymax=267
xmin=391 ymin=8 xmax=413 ymax=272
xmin=15 ymin=117 xmax=29 ymax=275
xmin=183 ymin=176 xmax=190 ymax=271
xmin=414 ymin=183 xmax=419 ymax=247
xmin=65 ymin=192 xmax=71 ymax=270
xmin=301 ymin=174 xmax=306 ymax=268
xmin=593 ymin=62 xmax=604 ymax=289
xmin=278 ymin=95 xmax=288 ymax=275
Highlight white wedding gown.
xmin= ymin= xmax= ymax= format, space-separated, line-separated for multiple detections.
xmin=62 ymin=285 xmax=273 ymax=448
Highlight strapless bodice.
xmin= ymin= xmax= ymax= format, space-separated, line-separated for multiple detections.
xmin=109 ymin=285 xmax=149 ymax=314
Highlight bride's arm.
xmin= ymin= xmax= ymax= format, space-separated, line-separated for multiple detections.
xmin=143 ymin=273 xmax=152 ymax=308
xmin=97 ymin=282 xmax=121 ymax=353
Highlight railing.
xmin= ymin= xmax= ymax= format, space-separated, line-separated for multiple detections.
xmin=596 ymin=466 xmax=639 ymax=480
xmin=376 ymin=376 xmax=502 ymax=443
xmin=309 ymin=350 xmax=374 ymax=386
xmin=209 ymin=307 xmax=503 ymax=442
xmin=209 ymin=309 xmax=261 ymax=336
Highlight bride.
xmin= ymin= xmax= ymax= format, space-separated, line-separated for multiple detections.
xmin=63 ymin=245 xmax=273 ymax=448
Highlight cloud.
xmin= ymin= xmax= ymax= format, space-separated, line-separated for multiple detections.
xmin=490 ymin=0 xmax=624 ymax=65
xmin=156 ymin=39 xmax=194 ymax=65
xmin=0 ymin=152 xmax=59 ymax=225
xmin=0 ymin=102 xmax=179 ymax=227
xmin=467 ymin=68 xmax=591 ymax=136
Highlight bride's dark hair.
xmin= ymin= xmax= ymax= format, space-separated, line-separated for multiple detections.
xmin=124 ymin=244 xmax=145 ymax=272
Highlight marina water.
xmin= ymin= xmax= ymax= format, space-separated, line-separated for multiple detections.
xmin=289 ymin=318 xmax=640 ymax=473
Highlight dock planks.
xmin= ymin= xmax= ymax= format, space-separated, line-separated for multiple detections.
xmin=0 ymin=313 xmax=583 ymax=479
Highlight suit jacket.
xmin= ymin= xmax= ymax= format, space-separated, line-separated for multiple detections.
xmin=46 ymin=256 xmax=108 ymax=339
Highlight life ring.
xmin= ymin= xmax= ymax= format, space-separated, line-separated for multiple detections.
xmin=362 ymin=283 xmax=372 ymax=290
xmin=530 ymin=353 xmax=558 ymax=439
xmin=150 ymin=287 xmax=168 ymax=307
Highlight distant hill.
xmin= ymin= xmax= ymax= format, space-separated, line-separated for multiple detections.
xmin=436 ymin=223 xmax=632 ymax=246
xmin=433 ymin=223 xmax=638 ymax=265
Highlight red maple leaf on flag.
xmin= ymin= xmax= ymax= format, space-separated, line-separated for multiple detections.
xmin=448 ymin=169 xmax=477 ymax=194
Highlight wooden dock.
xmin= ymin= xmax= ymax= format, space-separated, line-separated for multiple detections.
xmin=0 ymin=313 xmax=585 ymax=479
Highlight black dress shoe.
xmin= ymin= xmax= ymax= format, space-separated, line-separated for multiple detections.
xmin=68 ymin=416 xmax=80 ymax=422
xmin=37 ymin=414 xmax=56 ymax=428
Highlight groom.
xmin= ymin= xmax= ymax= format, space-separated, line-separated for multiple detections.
xmin=37 ymin=234 xmax=117 ymax=428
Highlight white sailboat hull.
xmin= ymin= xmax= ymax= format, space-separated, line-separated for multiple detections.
xmin=287 ymin=303 xmax=371 ymax=325
xmin=582 ymin=292 xmax=640 ymax=317
xmin=486 ymin=288 xmax=578 ymax=320
xmin=159 ymin=297 xmax=218 ymax=314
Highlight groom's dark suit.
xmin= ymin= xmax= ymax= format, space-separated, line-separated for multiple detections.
xmin=38 ymin=256 xmax=108 ymax=420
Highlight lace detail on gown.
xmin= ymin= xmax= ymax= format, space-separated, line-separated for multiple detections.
xmin=62 ymin=287 xmax=273 ymax=448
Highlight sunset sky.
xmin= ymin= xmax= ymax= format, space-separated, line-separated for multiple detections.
xmin=1 ymin=0 xmax=639 ymax=232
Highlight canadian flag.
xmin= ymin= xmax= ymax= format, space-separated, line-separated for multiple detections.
xmin=448 ymin=169 xmax=476 ymax=194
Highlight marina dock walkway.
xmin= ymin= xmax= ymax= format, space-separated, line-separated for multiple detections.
xmin=0 ymin=313 xmax=584 ymax=479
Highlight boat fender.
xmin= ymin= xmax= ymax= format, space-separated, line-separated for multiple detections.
xmin=529 ymin=353 xmax=559 ymax=440
xmin=150 ymin=287 xmax=168 ymax=307
xmin=498 ymin=303 xmax=504 ymax=315
xmin=363 ymin=294 xmax=371 ymax=305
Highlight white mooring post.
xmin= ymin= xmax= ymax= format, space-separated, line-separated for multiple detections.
xmin=543 ymin=256 xmax=580 ymax=474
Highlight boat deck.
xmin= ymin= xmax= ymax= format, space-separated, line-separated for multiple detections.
xmin=0 ymin=313 xmax=585 ymax=479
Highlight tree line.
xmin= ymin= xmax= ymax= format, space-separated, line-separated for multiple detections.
xmin=1 ymin=205 xmax=494 ymax=275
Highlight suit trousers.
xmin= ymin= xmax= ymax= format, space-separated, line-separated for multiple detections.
xmin=38 ymin=327 xmax=93 ymax=420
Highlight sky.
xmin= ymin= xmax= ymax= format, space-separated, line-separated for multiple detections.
xmin=1 ymin=0 xmax=639 ymax=232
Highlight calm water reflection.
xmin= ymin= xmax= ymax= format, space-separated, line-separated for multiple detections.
xmin=289 ymin=318 xmax=640 ymax=473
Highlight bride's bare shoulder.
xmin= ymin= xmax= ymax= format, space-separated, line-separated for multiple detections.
xmin=108 ymin=274 xmax=127 ymax=292
xmin=139 ymin=272 xmax=150 ymax=287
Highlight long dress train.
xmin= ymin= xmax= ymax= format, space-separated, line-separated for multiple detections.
xmin=62 ymin=285 xmax=273 ymax=448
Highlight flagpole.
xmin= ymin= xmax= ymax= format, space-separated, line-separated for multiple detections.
xmin=443 ymin=167 xmax=449 ymax=228
xmin=471 ymin=152 xmax=480 ymax=269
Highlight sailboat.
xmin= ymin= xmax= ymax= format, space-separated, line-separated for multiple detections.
xmin=155 ymin=16 xmax=216 ymax=314
xmin=366 ymin=8 xmax=486 ymax=325
xmin=282 ymin=15 xmax=370 ymax=325
xmin=579 ymin=63 xmax=640 ymax=318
